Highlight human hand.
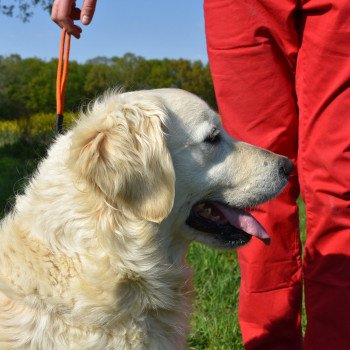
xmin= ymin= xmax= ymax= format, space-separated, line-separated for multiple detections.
xmin=51 ymin=0 xmax=97 ymax=39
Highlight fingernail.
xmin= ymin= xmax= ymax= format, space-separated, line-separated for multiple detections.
xmin=82 ymin=15 xmax=90 ymax=24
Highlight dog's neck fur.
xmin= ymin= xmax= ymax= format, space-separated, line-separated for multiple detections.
xmin=0 ymin=136 xmax=192 ymax=349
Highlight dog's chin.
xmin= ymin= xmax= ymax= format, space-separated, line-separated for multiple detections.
xmin=185 ymin=201 xmax=271 ymax=249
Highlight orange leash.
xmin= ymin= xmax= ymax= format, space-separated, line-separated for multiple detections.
xmin=56 ymin=28 xmax=71 ymax=134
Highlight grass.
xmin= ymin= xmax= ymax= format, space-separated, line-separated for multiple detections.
xmin=0 ymin=117 xmax=306 ymax=349
xmin=188 ymin=245 xmax=242 ymax=349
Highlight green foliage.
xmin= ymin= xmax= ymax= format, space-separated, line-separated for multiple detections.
xmin=0 ymin=55 xmax=56 ymax=119
xmin=0 ymin=53 xmax=217 ymax=121
xmin=0 ymin=112 xmax=75 ymax=146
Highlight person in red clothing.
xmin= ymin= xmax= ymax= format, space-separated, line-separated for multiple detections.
xmin=52 ymin=1 xmax=350 ymax=349
xmin=205 ymin=1 xmax=350 ymax=349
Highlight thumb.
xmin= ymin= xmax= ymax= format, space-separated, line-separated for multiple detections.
xmin=81 ymin=0 xmax=97 ymax=25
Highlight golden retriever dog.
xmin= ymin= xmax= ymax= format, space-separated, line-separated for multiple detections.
xmin=0 ymin=89 xmax=293 ymax=349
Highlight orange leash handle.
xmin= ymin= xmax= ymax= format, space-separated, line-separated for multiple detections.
xmin=56 ymin=28 xmax=71 ymax=134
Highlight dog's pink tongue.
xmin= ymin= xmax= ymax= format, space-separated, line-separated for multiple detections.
xmin=214 ymin=203 xmax=271 ymax=245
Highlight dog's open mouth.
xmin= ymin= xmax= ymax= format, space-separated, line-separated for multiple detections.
xmin=186 ymin=201 xmax=271 ymax=248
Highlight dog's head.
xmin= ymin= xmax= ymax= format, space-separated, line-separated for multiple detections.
xmin=68 ymin=89 xmax=292 ymax=249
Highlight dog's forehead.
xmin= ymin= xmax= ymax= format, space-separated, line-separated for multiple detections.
xmin=155 ymin=89 xmax=219 ymax=143
xmin=121 ymin=88 xmax=219 ymax=145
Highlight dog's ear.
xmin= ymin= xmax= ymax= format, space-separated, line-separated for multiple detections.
xmin=68 ymin=96 xmax=175 ymax=223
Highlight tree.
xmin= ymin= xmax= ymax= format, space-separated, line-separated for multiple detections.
xmin=0 ymin=53 xmax=217 ymax=120
xmin=0 ymin=0 xmax=52 ymax=22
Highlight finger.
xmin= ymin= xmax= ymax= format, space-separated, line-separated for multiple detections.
xmin=70 ymin=7 xmax=81 ymax=21
xmin=55 ymin=16 xmax=82 ymax=39
xmin=51 ymin=0 xmax=82 ymax=38
xmin=63 ymin=20 xmax=82 ymax=39
xmin=51 ymin=0 xmax=74 ymax=23
xmin=81 ymin=0 xmax=97 ymax=25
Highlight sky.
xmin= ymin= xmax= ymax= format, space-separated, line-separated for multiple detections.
xmin=0 ymin=0 xmax=208 ymax=63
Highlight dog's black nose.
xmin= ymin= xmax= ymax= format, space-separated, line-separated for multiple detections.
xmin=279 ymin=158 xmax=294 ymax=178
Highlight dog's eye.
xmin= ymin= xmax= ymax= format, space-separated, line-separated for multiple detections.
xmin=204 ymin=128 xmax=221 ymax=144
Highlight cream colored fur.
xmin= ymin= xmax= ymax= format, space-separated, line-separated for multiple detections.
xmin=0 ymin=89 xmax=289 ymax=349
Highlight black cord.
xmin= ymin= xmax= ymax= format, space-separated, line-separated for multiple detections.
xmin=56 ymin=114 xmax=64 ymax=134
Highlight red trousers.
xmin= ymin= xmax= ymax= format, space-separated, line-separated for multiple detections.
xmin=205 ymin=0 xmax=350 ymax=349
